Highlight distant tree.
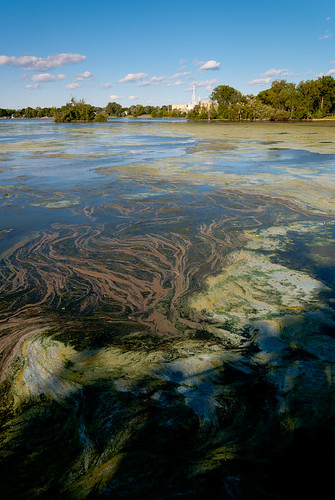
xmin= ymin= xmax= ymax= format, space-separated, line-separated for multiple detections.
xmin=210 ymin=85 xmax=243 ymax=119
xmin=35 ymin=107 xmax=53 ymax=118
xmin=23 ymin=107 xmax=37 ymax=118
xmin=318 ymin=75 xmax=335 ymax=113
xmin=296 ymin=80 xmax=320 ymax=118
xmin=246 ymin=97 xmax=273 ymax=120
xmin=144 ymin=105 xmax=155 ymax=115
xmin=105 ymin=101 xmax=122 ymax=117
xmin=210 ymin=85 xmax=242 ymax=106
xmin=133 ymin=105 xmax=145 ymax=117
xmin=0 ymin=109 xmax=10 ymax=117
xmin=54 ymin=98 xmax=95 ymax=122
xmin=258 ymin=80 xmax=292 ymax=112
xmin=94 ymin=112 xmax=108 ymax=122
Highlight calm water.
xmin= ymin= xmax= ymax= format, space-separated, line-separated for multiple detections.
xmin=1 ymin=119 xmax=335 ymax=251
xmin=1 ymin=119 xmax=335 ymax=498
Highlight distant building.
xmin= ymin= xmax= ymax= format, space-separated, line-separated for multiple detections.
xmin=172 ymin=85 xmax=211 ymax=112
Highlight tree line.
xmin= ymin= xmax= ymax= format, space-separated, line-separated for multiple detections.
xmin=190 ymin=75 xmax=335 ymax=121
xmin=1 ymin=76 xmax=335 ymax=122
xmin=0 ymin=98 xmax=185 ymax=122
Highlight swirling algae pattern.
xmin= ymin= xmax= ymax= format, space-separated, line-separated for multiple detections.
xmin=1 ymin=120 xmax=335 ymax=498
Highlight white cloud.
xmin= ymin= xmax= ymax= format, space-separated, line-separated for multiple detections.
xmin=326 ymin=69 xmax=335 ymax=75
xmin=137 ymin=76 xmax=169 ymax=87
xmin=171 ymin=71 xmax=191 ymax=79
xmin=318 ymin=33 xmax=332 ymax=39
xmin=118 ymin=73 xmax=147 ymax=83
xmin=128 ymin=95 xmax=137 ymax=100
xmin=281 ymin=71 xmax=297 ymax=77
xmin=109 ymin=94 xmax=123 ymax=99
xmin=186 ymin=79 xmax=218 ymax=90
xmin=0 ymin=56 xmax=10 ymax=65
xmin=198 ymin=60 xmax=221 ymax=71
xmin=0 ymin=53 xmax=86 ymax=71
xmin=101 ymin=83 xmax=112 ymax=88
xmin=24 ymin=83 xmax=41 ymax=89
xmin=326 ymin=16 xmax=331 ymax=21
xmin=31 ymin=73 xmax=66 ymax=83
xmin=66 ymin=83 xmax=81 ymax=90
xmin=260 ymin=68 xmax=288 ymax=77
xmin=151 ymin=75 xmax=167 ymax=82
xmin=316 ymin=72 xmax=324 ymax=77
xmin=167 ymin=80 xmax=186 ymax=86
xmin=137 ymin=81 xmax=153 ymax=87
xmin=248 ymin=77 xmax=271 ymax=85
xmin=75 ymin=71 xmax=94 ymax=81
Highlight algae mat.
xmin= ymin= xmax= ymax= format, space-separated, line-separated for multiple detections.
xmin=1 ymin=119 xmax=335 ymax=498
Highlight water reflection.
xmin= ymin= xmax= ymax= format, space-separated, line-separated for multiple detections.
xmin=1 ymin=119 xmax=335 ymax=498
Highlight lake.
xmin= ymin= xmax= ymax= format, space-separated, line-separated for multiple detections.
xmin=1 ymin=118 xmax=335 ymax=498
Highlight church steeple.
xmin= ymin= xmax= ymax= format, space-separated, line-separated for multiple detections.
xmin=192 ymin=84 xmax=196 ymax=106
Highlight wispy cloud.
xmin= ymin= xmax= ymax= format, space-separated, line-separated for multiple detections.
xmin=109 ymin=94 xmax=123 ymax=100
xmin=118 ymin=73 xmax=147 ymax=83
xmin=75 ymin=71 xmax=94 ymax=81
xmin=138 ymin=74 xmax=191 ymax=87
xmin=185 ymin=79 xmax=218 ymax=92
xmin=326 ymin=69 xmax=335 ymax=75
xmin=171 ymin=71 xmax=191 ymax=79
xmin=24 ymin=83 xmax=41 ymax=89
xmin=150 ymin=75 xmax=167 ymax=83
xmin=137 ymin=81 xmax=154 ymax=87
xmin=167 ymin=80 xmax=186 ymax=86
xmin=137 ymin=76 xmax=167 ymax=87
xmin=326 ymin=16 xmax=331 ymax=21
xmin=318 ymin=33 xmax=332 ymax=40
xmin=101 ymin=83 xmax=112 ymax=88
xmin=66 ymin=82 xmax=81 ymax=90
xmin=198 ymin=60 xmax=221 ymax=71
xmin=128 ymin=95 xmax=137 ymax=100
xmin=248 ymin=77 xmax=271 ymax=85
xmin=31 ymin=73 xmax=66 ymax=83
xmin=260 ymin=68 xmax=288 ymax=77
xmin=0 ymin=53 xmax=86 ymax=71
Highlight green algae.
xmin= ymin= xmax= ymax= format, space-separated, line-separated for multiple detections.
xmin=31 ymin=198 xmax=81 ymax=209
xmin=1 ymin=120 xmax=335 ymax=498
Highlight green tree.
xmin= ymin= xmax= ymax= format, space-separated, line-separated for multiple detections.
xmin=210 ymin=85 xmax=243 ymax=119
xmin=318 ymin=75 xmax=335 ymax=113
xmin=23 ymin=107 xmax=37 ymax=118
xmin=296 ymin=80 xmax=320 ymax=118
xmin=105 ymin=101 xmax=122 ymax=117
xmin=210 ymin=85 xmax=242 ymax=106
xmin=54 ymin=98 xmax=95 ymax=123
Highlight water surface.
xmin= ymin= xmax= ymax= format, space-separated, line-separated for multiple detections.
xmin=1 ymin=119 xmax=335 ymax=498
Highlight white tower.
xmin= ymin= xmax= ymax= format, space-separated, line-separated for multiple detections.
xmin=192 ymin=85 xmax=196 ymax=106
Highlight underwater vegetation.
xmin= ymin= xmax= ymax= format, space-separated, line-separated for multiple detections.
xmin=1 ymin=120 xmax=335 ymax=498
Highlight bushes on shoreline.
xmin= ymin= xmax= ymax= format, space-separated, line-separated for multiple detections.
xmin=2 ymin=75 xmax=335 ymax=122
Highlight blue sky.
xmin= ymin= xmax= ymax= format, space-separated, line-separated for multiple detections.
xmin=1 ymin=0 xmax=334 ymax=109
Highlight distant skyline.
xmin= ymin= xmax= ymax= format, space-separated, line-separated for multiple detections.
xmin=1 ymin=0 xmax=334 ymax=108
